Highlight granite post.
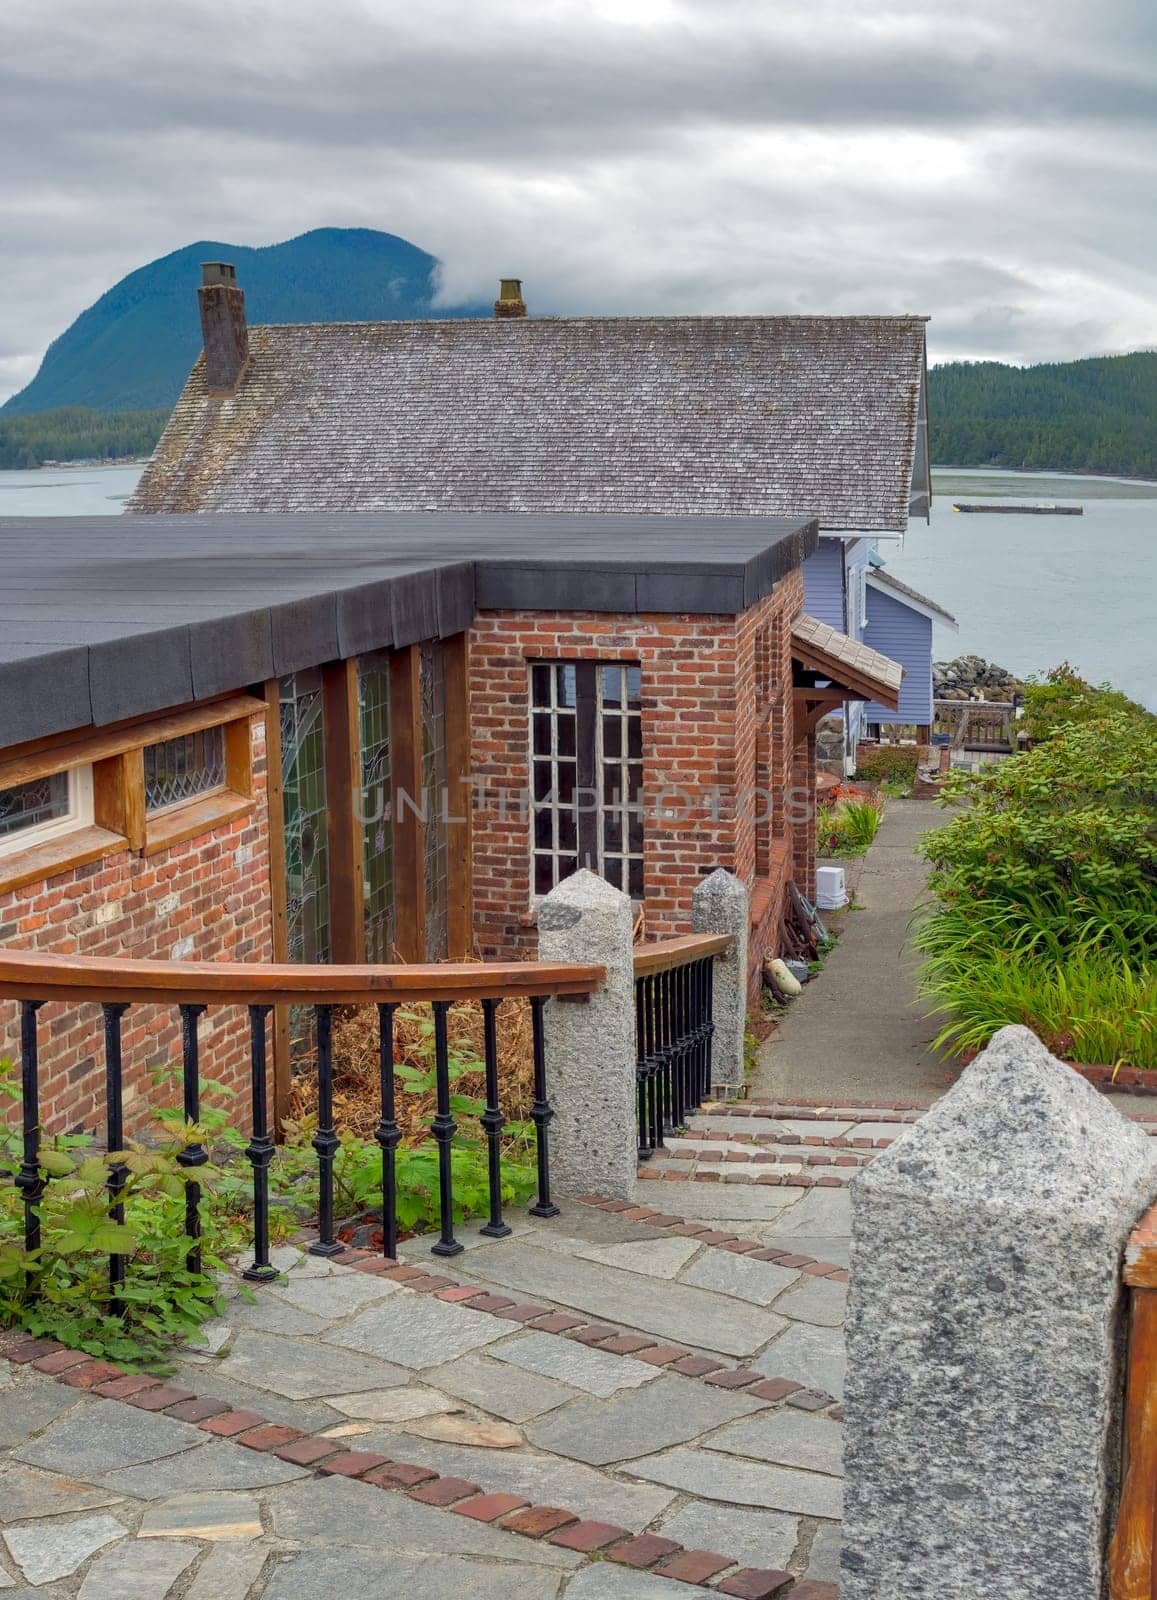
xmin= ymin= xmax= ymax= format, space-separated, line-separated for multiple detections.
xmin=537 ymin=870 xmax=637 ymax=1202
xmin=843 ymin=1025 xmax=1157 ymax=1600
xmin=691 ymin=868 xmax=747 ymax=1092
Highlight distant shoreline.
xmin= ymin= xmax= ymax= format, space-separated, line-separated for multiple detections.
xmin=932 ymin=463 xmax=1157 ymax=489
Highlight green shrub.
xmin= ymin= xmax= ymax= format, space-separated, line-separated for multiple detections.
xmin=916 ymin=678 xmax=1157 ymax=1065
xmin=819 ymin=798 xmax=883 ymax=857
xmin=1022 ymin=662 xmax=1151 ymax=743
xmin=855 ymin=746 xmax=920 ymax=785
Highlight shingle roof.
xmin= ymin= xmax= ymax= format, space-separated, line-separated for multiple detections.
xmin=867 ymin=565 xmax=957 ymax=625
xmin=0 ymin=511 xmax=815 ymax=747
xmin=791 ymin=613 xmax=903 ymax=709
xmin=130 ymin=315 xmax=928 ymax=532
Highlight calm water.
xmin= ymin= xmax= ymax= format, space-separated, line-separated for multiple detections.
xmin=2 ymin=462 xmax=1153 ymax=709
xmin=888 ymin=469 xmax=1157 ymax=711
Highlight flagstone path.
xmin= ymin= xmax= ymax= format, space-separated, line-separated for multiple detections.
xmin=0 ymin=1101 xmax=893 ymax=1599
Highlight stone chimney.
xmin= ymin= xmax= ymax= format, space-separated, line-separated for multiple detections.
xmin=493 ymin=277 xmax=527 ymax=319
xmin=198 ymin=262 xmax=249 ymax=392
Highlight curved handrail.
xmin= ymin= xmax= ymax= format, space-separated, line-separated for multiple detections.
xmin=633 ymin=932 xmax=731 ymax=977
xmin=0 ymin=949 xmax=604 ymax=1007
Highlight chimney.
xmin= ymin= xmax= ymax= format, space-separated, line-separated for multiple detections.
xmin=493 ymin=277 xmax=527 ymax=319
xmin=198 ymin=262 xmax=249 ymax=392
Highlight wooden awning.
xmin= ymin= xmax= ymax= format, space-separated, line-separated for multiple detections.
xmin=791 ymin=613 xmax=903 ymax=740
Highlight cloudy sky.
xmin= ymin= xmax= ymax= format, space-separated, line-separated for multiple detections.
xmin=2 ymin=0 xmax=1154 ymax=402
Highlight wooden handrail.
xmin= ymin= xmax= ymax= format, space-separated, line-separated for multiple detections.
xmin=0 ymin=949 xmax=604 ymax=1008
xmin=633 ymin=933 xmax=731 ymax=977
xmin=1109 ymin=1202 xmax=1157 ymax=1600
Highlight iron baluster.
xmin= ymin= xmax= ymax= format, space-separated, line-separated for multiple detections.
xmin=243 ymin=1005 xmax=278 ymax=1282
xmin=375 ymin=1003 xmax=400 ymax=1260
xmin=528 ymin=994 xmax=559 ymax=1218
xmin=479 ymin=997 xmax=512 ymax=1239
xmin=309 ymin=1004 xmax=342 ymax=1256
xmin=645 ymin=974 xmax=662 ymax=1157
xmin=15 ymin=1001 xmax=45 ymax=1255
xmin=635 ymin=975 xmax=652 ymax=1160
xmin=177 ymin=1003 xmax=208 ymax=1273
xmin=692 ymin=959 xmax=708 ymax=1106
xmin=102 ymin=1001 xmax=130 ymax=1313
xmin=703 ymin=955 xmax=716 ymax=1096
xmin=657 ymin=968 xmax=674 ymax=1142
xmin=430 ymin=999 xmax=462 ymax=1257
xmin=672 ymin=964 xmax=688 ymax=1130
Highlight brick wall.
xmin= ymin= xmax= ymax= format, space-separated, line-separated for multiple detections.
xmin=468 ymin=572 xmax=811 ymax=1000
xmin=0 ymin=716 xmax=273 ymax=1135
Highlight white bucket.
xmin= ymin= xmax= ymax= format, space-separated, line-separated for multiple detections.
xmin=815 ymin=865 xmax=847 ymax=910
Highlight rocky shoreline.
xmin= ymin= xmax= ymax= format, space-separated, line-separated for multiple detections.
xmin=934 ymin=654 xmax=1023 ymax=702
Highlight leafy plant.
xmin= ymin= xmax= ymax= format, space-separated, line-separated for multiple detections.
xmin=819 ymin=797 xmax=883 ymax=858
xmin=855 ymin=746 xmax=920 ymax=786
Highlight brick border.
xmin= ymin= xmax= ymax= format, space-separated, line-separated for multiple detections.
xmin=0 ymin=1329 xmax=837 ymax=1600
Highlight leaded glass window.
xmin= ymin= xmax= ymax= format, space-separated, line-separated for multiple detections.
xmin=421 ymin=640 xmax=449 ymax=961
xmin=143 ymin=727 xmax=226 ymax=814
xmin=358 ymin=649 xmax=394 ymax=964
xmin=530 ymin=661 xmax=644 ymax=898
xmin=279 ymin=670 xmax=330 ymax=967
xmin=0 ymin=772 xmax=72 ymax=840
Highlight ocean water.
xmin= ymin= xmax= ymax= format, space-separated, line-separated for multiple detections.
xmin=2 ymin=461 xmax=1153 ymax=710
xmin=885 ymin=469 xmax=1157 ymax=711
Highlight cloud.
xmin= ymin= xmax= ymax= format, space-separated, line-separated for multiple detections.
xmin=1 ymin=0 xmax=1154 ymax=402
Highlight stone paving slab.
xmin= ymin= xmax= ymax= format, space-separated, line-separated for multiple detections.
xmin=0 ymin=1385 xmax=85 ymax=1452
xmin=457 ymin=1242 xmax=783 ymax=1357
xmin=710 ymin=1410 xmax=844 ymax=1477
xmin=222 ymin=1299 xmax=335 ymax=1338
xmin=755 ymin=1324 xmax=847 ymax=1399
xmin=218 ymin=1330 xmax=411 ymax=1399
xmin=656 ymin=1187 xmax=808 ymax=1221
xmin=427 ymin=1353 xmax=582 ymax=1421
xmin=807 ymin=1520 xmax=842 ymax=1584
xmin=0 ymin=1465 xmax=122 ymax=1524
xmin=91 ymin=1439 xmax=307 ymax=1499
xmin=774 ymin=1275 xmax=848 ymax=1328
xmin=487 ymin=1331 xmax=661 ymax=1397
xmin=186 ymin=1544 xmax=269 ymax=1600
xmin=623 ymin=1445 xmax=843 ymax=1519
xmin=691 ymin=1116 xmax=856 ymax=1138
xmin=523 ymin=1373 xmax=766 ymax=1466
xmin=3 ymin=1514 xmax=129 ymax=1586
xmin=266 ymin=1472 xmax=580 ymax=1565
xmin=262 ymin=1546 xmax=566 ymax=1600
xmin=164 ymin=1362 xmax=347 ymax=1433
xmin=655 ymin=1501 xmax=800 ymax=1570
xmin=763 ymin=1187 xmax=852 ymax=1236
xmin=137 ymin=1490 xmax=263 ymax=1540
xmin=263 ymin=1271 xmax=400 ymax=1318
xmin=678 ymin=1249 xmax=802 ymax=1305
xmin=564 ymin=1569 xmax=686 ymax=1597
xmin=529 ymin=1233 xmax=704 ymax=1281
xmin=76 ymin=1538 xmax=198 ymax=1600
xmin=325 ymin=1293 xmax=509 ymax=1369
xmin=15 ymin=1399 xmax=203 ymax=1477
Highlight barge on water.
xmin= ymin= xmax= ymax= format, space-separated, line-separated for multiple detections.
xmin=952 ymin=502 xmax=1084 ymax=515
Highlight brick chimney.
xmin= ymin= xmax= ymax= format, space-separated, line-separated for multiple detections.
xmin=493 ymin=277 xmax=527 ymax=319
xmin=198 ymin=262 xmax=249 ymax=392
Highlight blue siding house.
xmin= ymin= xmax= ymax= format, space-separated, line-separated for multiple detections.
xmin=863 ymin=564 xmax=957 ymax=729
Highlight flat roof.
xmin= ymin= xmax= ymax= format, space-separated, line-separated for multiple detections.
xmin=0 ymin=512 xmax=816 ymax=747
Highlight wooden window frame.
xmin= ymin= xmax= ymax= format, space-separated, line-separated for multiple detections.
xmin=0 ymin=695 xmax=264 ymax=893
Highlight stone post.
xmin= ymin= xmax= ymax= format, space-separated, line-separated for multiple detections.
xmin=537 ymin=869 xmax=637 ymax=1202
xmin=691 ymin=868 xmax=748 ymax=1094
xmin=843 ymin=1026 xmax=1157 ymax=1600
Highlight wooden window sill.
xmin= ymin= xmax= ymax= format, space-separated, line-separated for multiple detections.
xmin=0 ymin=825 xmax=128 ymax=896
xmin=143 ymin=792 xmax=255 ymax=857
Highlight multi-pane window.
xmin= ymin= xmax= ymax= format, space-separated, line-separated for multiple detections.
xmin=279 ymin=670 xmax=330 ymax=967
xmin=530 ymin=661 xmax=643 ymax=899
xmin=421 ymin=640 xmax=449 ymax=961
xmin=143 ymin=728 xmax=226 ymax=814
xmin=358 ymin=649 xmax=394 ymax=964
xmin=0 ymin=769 xmax=92 ymax=856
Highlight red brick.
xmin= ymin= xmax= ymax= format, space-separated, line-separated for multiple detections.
xmin=463 ymin=1293 xmax=516 ymax=1313
xmin=230 ymin=1421 xmax=301 ymax=1452
xmin=409 ymin=1475 xmax=481 ymax=1506
xmin=716 ymin=1567 xmax=794 ymax=1597
xmin=200 ymin=1409 xmax=267 ymax=1437
xmin=365 ymin=1462 xmax=438 ymax=1490
xmin=6 ymin=1337 xmax=64 ymax=1364
xmin=529 ymin=1313 xmax=586 ymax=1334
xmin=596 ymin=1335 xmax=657 ymax=1355
xmin=572 ymin=1325 xmax=622 ymax=1346
xmin=491 ymin=1304 xmax=551 ymax=1323
xmin=801 ymin=1261 xmax=839 ymax=1277
xmin=609 ymin=1533 xmax=683 ymax=1569
xmin=273 ymin=1436 xmax=344 ymax=1466
xmin=655 ymin=1549 xmax=734 ymax=1583
xmin=704 ymin=1368 xmax=759 ymax=1390
xmin=127 ymin=1385 xmax=197 ymax=1412
xmin=93 ymin=1374 xmax=162 ymax=1400
xmin=320 ymin=1450 xmax=392 ymax=1478
xmin=60 ymin=1360 xmax=123 ymax=1389
xmin=452 ymin=1492 xmax=530 ymax=1523
xmin=635 ymin=1344 xmax=689 ymax=1366
xmin=33 ymin=1349 xmax=91 ymax=1375
xmin=164 ymin=1397 xmax=233 ymax=1423
xmin=549 ymin=1520 xmax=631 ymax=1552
xmin=407 ymin=1274 xmax=460 ymax=1294
xmin=670 ymin=1355 xmax=725 ymax=1377
xmin=502 ymin=1506 xmax=579 ymax=1538
xmin=380 ymin=1265 xmax=430 ymax=1283
xmin=352 ymin=1257 xmax=399 ymax=1275
xmin=436 ymin=1286 xmax=487 ymax=1303
xmin=788 ymin=1583 xmax=840 ymax=1599
xmin=748 ymin=1378 xmax=803 ymax=1402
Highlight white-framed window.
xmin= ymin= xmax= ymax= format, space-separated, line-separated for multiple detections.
xmin=143 ymin=726 xmax=227 ymax=815
xmin=530 ymin=661 xmax=644 ymax=900
xmin=0 ymin=766 xmax=94 ymax=858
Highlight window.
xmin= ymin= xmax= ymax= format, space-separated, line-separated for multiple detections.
xmin=421 ymin=640 xmax=449 ymax=961
xmin=530 ymin=661 xmax=643 ymax=899
xmin=143 ymin=726 xmax=227 ymax=814
xmin=0 ymin=768 xmax=93 ymax=858
xmin=358 ymin=649 xmax=394 ymax=964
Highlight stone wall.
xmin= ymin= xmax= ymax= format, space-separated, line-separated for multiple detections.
xmin=0 ymin=715 xmax=273 ymax=1134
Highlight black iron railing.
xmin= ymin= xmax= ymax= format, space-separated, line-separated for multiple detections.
xmin=633 ymin=934 xmax=728 ymax=1158
xmin=0 ymin=952 xmax=603 ymax=1300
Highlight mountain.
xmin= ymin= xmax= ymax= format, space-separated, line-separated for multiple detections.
xmin=3 ymin=227 xmax=483 ymax=416
xmin=929 ymin=351 xmax=1157 ymax=478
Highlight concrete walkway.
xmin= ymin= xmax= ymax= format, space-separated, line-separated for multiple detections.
xmin=754 ymin=799 xmax=955 ymax=1107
